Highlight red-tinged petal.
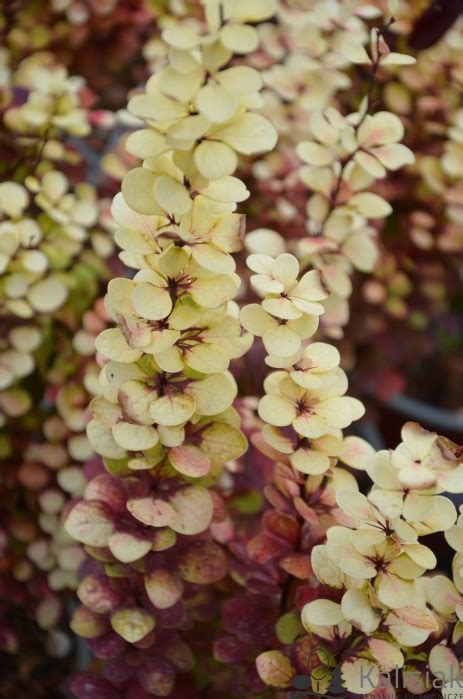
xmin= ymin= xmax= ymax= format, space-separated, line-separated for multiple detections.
xmin=264 ymin=484 xmax=293 ymax=511
xmin=263 ymin=510 xmax=300 ymax=545
xmin=279 ymin=553 xmax=312 ymax=579
xmin=127 ymin=497 xmax=177 ymax=528
xmin=293 ymin=497 xmax=319 ymax=525
xmin=247 ymin=532 xmax=292 ymax=564
xmin=169 ymin=444 xmax=211 ymax=478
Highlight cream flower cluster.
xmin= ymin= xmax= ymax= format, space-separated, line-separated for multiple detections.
xmin=241 ymin=251 xmax=365 ymax=475
xmin=257 ymin=1 xmax=376 ymax=140
xmin=0 ymin=172 xmax=102 ymax=425
xmin=84 ymin=0 xmax=278 ymax=470
xmin=0 ymin=174 xmax=99 ymax=319
xmin=0 ymin=324 xmax=41 ymax=424
xmin=0 ymin=53 xmax=99 ymax=406
xmin=126 ymin=1 xmax=277 ymax=182
xmin=4 ymin=53 xmax=90 ymax=138
xmin=295 ymin=94 xmax=414 ymax=336
xmin=66 ymin=0 xmax=278 ymax=651
xmin=0 ymin=52 xmax=113 ymax=662
xmin=247 ymin=3 xmax=417 ymax=338
xmin=35 ymin=1 xmax=463 ymax=694
xmin=247 ymin=7 xmax=463 ymax=695
xmin=302 ymin=422 xmax=463 ymax=694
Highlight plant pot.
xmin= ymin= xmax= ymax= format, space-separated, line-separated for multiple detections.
xmin=378 ymin=392 xmax=463 ymax=446
xmin=376 ymin=393 xmax=463 ymax=575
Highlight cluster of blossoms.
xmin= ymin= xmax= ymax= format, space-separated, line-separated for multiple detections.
xmin=240 ymin=251 xmax=365 ymax=452
xmin=339 ymin=6 xmax=463 ymax=403
xmin=244 ymin=3 xmax=416 ymax=342
xmin=4 ymin=54 xmax=90 ymax=140
xmin=0 ymin=55 xmax=102 ymax=445
xmin=0 ymin=167 xmax=106 ymax=438
xmin=237 ymin=0 xmax=463 ymax=406
xmin=297 ymin=422 xmax=463 ymax=695
xmin=64 ymin=2 xmax=281 ymax=696
xmin=67 ymin=2 xmax=463 ymax=697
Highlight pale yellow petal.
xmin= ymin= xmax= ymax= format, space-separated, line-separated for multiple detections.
xmin=258 ymin=394 xmax=296 ymax=427
xmin=212 ymin=113 xmax=277 ymax=155
xmin=95 ymin=328 xmax=143 ymax=363
xmin=122 ymin=168 xmax=159 ymax=215
xmin=131 ymin=283 xmax=172 ymax=321
xmin=194 ymin=141 xmax=238 ymax=179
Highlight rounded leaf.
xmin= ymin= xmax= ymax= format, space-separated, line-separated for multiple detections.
xmin=169 ymin=444 xmax=211 ymax=477
xmin=65 ymin=501 xmax=114 ymax=546
xmin=108 ymin=531 xmax=152 ymax=563
xmin=301 ymin=599 xmax=343 ymax=628
xmin=145 ymin=569 xmax=183 ymax=609
xmin=127 ymin=497 xmax=177 ymax=528
xmin=177 ymin=541 xmax=228 ymax=584
xmin=110 ymin=608 xmax=155 ymax=643
xmin=256 ymin=651 xmax=295 ymax=689
xmin=169 ymin=486 xmax=213 ymax=535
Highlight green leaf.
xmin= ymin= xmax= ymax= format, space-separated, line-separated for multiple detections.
xmin=276 ymin=611 xmax=303 ymax=644
xmin=231 ymin=490 xmax=264 ymax=514
xmin=103 ymin=456 xmax=132 ymax=477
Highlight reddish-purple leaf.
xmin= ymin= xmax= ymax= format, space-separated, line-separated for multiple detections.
xmin=263 ymin=510 xmax=300 ymax=545
xmin=247 ymin=533 xmax=292 ymax=564
xmin=87 ymin=631 xmax=126 ymax=659
xmin=70 ymin=673 xmax=115 ymax=699
xmin=137 ymin=658 xmax=176 ymax=696
xmin=214 ymin=636 xmax=254 ymax=664
xmin=279 ymin=553 xmax=312 ymax=579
